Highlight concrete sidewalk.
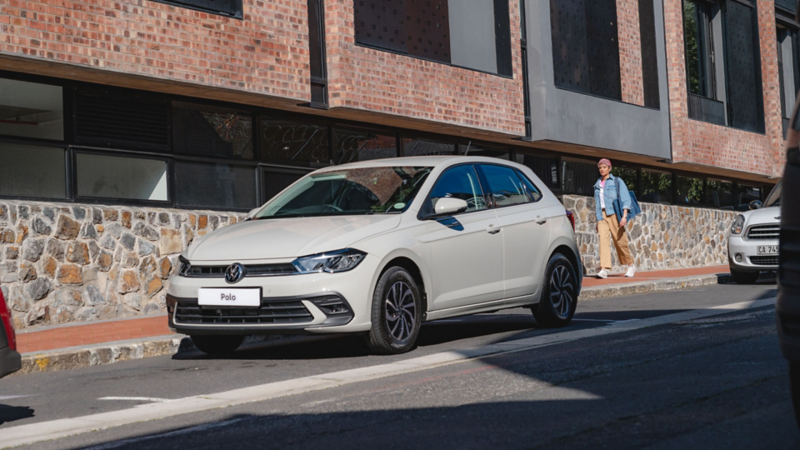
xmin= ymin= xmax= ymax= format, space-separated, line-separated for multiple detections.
xmin=10 ymin=265 xmax=733 ymax=376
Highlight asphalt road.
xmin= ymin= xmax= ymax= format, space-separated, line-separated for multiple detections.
xmin=1 ymin=281 xmax=797 ymax=449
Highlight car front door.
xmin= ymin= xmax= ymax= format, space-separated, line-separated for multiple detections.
xmin=478 ymin=164 xmax=551 ymax=299
xmin=418 ymin=164 xmax=505 ymax=311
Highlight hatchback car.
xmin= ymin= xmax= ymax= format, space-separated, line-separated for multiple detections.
xmin=167 ymin=156 xmax=582 ymax=355
xmin=1 ymin=288 xmax=21 ymax=378
xmin=728 ymin=181 xmax=781 ymax=284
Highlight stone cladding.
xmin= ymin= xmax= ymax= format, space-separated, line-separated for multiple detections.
xmin=563 ymin=195 xmax=737 ymax=274
xmin=0 ymin=200 xmax=245 ymax=330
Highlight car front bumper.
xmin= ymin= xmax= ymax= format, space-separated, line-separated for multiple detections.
xmin=165 ymin=255 xmax=379 ymax=336
xmin=728 ymin=235 xmax=779 ymax=271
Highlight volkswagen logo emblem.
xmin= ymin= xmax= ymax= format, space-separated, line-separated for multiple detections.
xmin=225 ymin=263 xmax=246 ymax=284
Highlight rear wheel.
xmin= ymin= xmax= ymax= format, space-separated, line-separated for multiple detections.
xmin=365 ymin=266 xmax=422 ymax=355
xmin=532 ymin=254 xmax=578 ymax=328
xmin=730 ymin=268 xmax=759 ymax=285
xmin=190 ymin=335 xmax=244 ymax=355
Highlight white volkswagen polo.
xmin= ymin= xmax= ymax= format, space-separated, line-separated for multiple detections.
xmin=166 ymin=156 xmax=582 ymax=355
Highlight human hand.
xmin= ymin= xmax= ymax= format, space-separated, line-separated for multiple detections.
xmin=620 ymin=217 xmax=628 ymax=227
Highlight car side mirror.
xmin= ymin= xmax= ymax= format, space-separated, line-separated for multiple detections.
xmin=749 ymin=200 xmax=763 ymax=210
xmin=430 ymin=198 xmax=469 ymax=218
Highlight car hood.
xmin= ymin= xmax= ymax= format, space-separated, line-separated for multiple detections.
xmin=743 ymin=206 xmax=781 ymax=225
xmin=186 ymin=215 xmax=401 ymax=262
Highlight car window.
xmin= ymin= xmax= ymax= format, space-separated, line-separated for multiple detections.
xmin=765 ymin=181 xmax=781 ymax=208
xmin=428 ymin=165 xmax=487 ymax=213
xmin=515 ymin=169 xmax=543 ymax=202
xmin=479 ymin=164 xmax=531 ymax=207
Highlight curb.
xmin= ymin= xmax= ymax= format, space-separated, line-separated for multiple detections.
xmin=11 ymin=273 xmax=732 ymax=376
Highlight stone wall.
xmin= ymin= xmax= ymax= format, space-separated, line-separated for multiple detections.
xmin=0 ymin=200 xmax=245 ymax=330
xmin=563 ymin=195 xmax=737 ymax=274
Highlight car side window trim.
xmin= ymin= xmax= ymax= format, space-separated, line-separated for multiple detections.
xmin=418 ymin=163 xmax=490 ymax=219
xmin=514 ymin=169 xmax=544 ymax=203
xmin=475 ymin=163 xmax=538 ymax=210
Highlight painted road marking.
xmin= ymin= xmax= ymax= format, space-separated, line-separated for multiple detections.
xmin=98 ymin=397 xmax=171 ymax=404
xmin=0 ymin=298 xmax=775 ymax=448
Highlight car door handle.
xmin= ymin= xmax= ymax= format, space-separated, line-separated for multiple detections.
xmin=487 ymin=225 xmax=501 ymax=235
xmin=536 ymin=217 xmax=547 ymax=225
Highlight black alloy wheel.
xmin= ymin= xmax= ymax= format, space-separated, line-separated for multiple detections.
xmin=532 ymin=253 xmax=578 ymax=328
xmin=190 ymin=335 xmax=245 ymax=355
xmin=365 ymin=266 xmax=422 ymax=355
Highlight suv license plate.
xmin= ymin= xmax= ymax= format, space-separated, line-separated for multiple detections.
xmin=757 ymin=245 xmax=779 ymax=255
xmin=198 ymin=288 xmax=261 ymax=307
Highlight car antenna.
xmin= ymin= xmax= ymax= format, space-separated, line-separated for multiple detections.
xmin=464 ymin=141 xmax=472 ymax=156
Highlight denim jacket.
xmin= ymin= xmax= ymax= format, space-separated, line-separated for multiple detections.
xmin=594 ymin=174 xmax=632 ymax=221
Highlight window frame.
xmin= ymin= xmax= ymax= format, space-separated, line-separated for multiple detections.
xmin=474 ymin=163 xmax=536 ymax=209
xmin=150 ymin=0 xmax=243 ymax=19
xmin=419 ymin=163 xmax=490 ymax=219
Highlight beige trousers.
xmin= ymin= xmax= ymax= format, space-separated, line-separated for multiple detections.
xmin=598 ymin=211 xmax=634 ymax=270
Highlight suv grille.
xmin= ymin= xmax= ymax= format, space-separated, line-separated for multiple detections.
xmin=174 ymin=300 xmax=313 ymax=325
xmin=186 ymin=263 xmax=296 ymax=278
xmin=749 ymin=256 xmax=779 ymax=266
xmin=747 ymin=224 xmax=780 ymax=240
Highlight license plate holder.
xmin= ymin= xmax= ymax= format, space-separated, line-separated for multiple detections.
xmin=198 ymin=288 xmax=261 ymax=307
xmin=757 ymin=245 xmax=779 ymax=255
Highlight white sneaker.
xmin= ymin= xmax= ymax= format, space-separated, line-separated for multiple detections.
xmin=596 ymin=269 xmax=609 ymax=279
xmin=625 ymin=265 xmax=636 ymax=278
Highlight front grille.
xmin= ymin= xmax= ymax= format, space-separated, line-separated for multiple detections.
xmin=747 ymin=224 xmax=780 ymax=240
xmin=186 ymin=263 xmax=296 ymax=278
xmin=750 ymin=256 xmax=779 ymax=266
xmin=174 ymin=300 xmax=313 ymax=325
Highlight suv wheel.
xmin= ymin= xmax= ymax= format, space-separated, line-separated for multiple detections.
xmin=191 ymin=335 xmax=245 ymax=355
xmin=532 ymin=253 xmax=578 ymax=328
xmin=730 ymin=268 xmax=759 ymax=285
xmin=365 ymin=266 xmax=422 ymax=355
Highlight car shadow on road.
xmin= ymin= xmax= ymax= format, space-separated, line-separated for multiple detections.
xmin=0 ymin=404 xmax=34 ymax=425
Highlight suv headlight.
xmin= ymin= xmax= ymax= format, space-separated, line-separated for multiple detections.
xmin=731 ymin=215 xmax=745 ymax=235
xmin=178 ymin=255 xmax=191 ymax=277
xmin=292 ymin=249 xmax=366 ymax=274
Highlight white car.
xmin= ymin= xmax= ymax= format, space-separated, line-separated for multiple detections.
xmin=166 ymin=156 xmax=582 ymax=355
xmin=728 ymin=181 xmax=781 ymax=284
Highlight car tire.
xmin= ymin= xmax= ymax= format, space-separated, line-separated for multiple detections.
xmin=792 ymin=362 xmax=800 ymax=429
xmin=365 ymin=266 xmax=423 ymax=355
xmin=730 ymin=268 xmax=759 ymax=285
xmin=191 ymin=335 xmax=245 ymax=355
xmin=532 ymin=253 xmax=578 ymax=328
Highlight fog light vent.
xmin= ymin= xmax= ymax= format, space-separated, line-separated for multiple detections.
xmin=735 ymin=253 xmax=744 ymax=263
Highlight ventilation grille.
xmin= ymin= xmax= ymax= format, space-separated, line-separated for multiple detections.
xmin=74 ymin=89 xmax=169 ymax=150
xmin=747 ymin=224 xmax=780 ymax=240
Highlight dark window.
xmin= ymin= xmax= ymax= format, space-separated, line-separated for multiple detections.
xmin=683 ymin=1 xmax=714 ymax=98
xmin=562 ymin=159 xmax=597 ymax=196
xmin=610 ymin=166 xmax=639 ymax=195
xmin=676 ymin=175 xmax=705 ymax=206
xmin=550 ymin=0 xmax=622 ymax=100
xmin=0 ymin=143 xmax=65 ymax=199
xmin=707 ymin=179 xmax=734 ymax=209
xmin=428 ymin=165 xmax=487 ymax=212
xmin=777 ymin=26 xmax=799 ymax=136
xmin=736 ymin=184 xmax=762 ymax=210
xmin=175 ymin=161 xmax=256 ymax=210
xmin=353 ymin=0 xmax=512 ymax=75
xmin=723 ymin=0 xmax=765 ymax=133
xmin=76 ymin=153 xmax=168 ymax=202
xmin=0 ymin=78 xmax=63 ymax=141
xmin=259 ymin=118 xmax=330 ymax=167
xmin=515 ymin=170 xmax=543 ymax=202
xmin=333 ymin=128 xmax=397 ymax=164
xmin=640 ymin=169 xmax=672 ymax=204
xmin=479 ymin=164 xmax=530 ymax=207
xmin=307 ymin=0 xmax=328 ymax=106
xmin=639 ymin=0 xmax=660 ymax=108
xmin=151 ymin=0 xmax=242 ymax=18
xmin=776 ymin=0 xmax=797 ymax=14
xmin=262 ymin=167 xmax=310 ymax=203
xmin=521 ymin=155 xmax=559 ymax=190
xmin=403 ymin=138 xmax=456 ymax=156
xmin=173 ymin=102 xmax=253 ymax=160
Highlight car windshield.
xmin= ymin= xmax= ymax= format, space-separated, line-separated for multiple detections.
xmin=255 ymin=166 xmax=432 ymax=218
xmin=765 ymin=181 xmax=781 ymax=208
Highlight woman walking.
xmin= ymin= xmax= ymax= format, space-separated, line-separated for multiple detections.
xmin=594 ymin=158 xmax=636 ymax=279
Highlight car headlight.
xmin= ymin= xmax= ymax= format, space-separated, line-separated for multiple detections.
xmin=178 ymin=255 xmax=191 ymax=277
xmin=731 ymin=215 xmax=745 ymax=235
xmin=292 ymin=249 xmax=366 ymax=274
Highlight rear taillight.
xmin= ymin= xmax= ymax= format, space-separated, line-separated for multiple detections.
xmin=0 ymin=290 xmax=16 ymax=351
xmin=565 ymin=210 xmax=576 ymax=231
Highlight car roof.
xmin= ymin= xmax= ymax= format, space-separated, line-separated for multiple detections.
xmin=314 ymin=155 xmax=522 ymax=172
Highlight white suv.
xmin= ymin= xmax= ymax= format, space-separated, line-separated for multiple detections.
xmin=728 ymin=181 xmax=781 ymax=284
xmin=166 ymin=156 xmax=582 ymax=355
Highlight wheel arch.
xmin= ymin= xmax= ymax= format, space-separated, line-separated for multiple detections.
xmin=373 ymin=252 xmax=430 ymax=316
xmin=545 ymin=238 xmax=583 ymax=297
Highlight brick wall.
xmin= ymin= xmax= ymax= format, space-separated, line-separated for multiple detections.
xmin=323 ymin=0 xmax=526 ymax=136
xmin=663 ymin=0 xmax=784 ymax=178
xmin=0 ymin=0 xmax=312 ymax=101
xmin=617 ymin=0 xmax=645 ymax=106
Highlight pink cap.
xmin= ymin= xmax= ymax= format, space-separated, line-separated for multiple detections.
xmin=598 ymin=158 xmax=612 ymax=169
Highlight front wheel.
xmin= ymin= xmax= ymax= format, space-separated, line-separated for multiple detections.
xmin=730 ymin=268 xmax=759 ymax=285
xmin=190 ymin=335 xmax=245 ymax=355
xmin=532 ymin=254 xmax=578 ymax=328
xmin=365 ymin=266 xmax=422 ymax=355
